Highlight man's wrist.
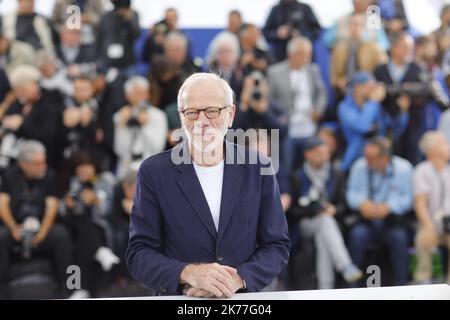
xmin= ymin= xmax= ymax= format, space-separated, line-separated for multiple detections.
xmin=179 ymin=264 xmax=193 ymax=284
xmin=236 ymin=273 xmax=246 ymax=291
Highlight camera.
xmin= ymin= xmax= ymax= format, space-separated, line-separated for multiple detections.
xmin=298 ymin=187 xmax=327 ymax=215
xmin=363 ymin=123 xmax=379 ymax=139
xmin=384 ymin=82 xmax=431 ymax=98
xmin=21 ymin=217 xmax=41 ymax=259
xmin=289 ymin=10 xmax=303 ymax=31
xmin=127 ymin=102 xmax=147 ymax=128
xmin=250 ymin=71 xmax=264 ymax=101
xmin=68 ymin=180 xmax=95 ymax=215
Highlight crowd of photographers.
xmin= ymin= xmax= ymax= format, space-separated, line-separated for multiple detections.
xmin=0 ymin=0 xmax=450 ymax=298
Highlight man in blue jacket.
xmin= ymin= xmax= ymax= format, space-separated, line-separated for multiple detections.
xmin=338 ymin=71 xmax=409 ymax=172
xmin=126 ymin=73 xmax=290 ymax=298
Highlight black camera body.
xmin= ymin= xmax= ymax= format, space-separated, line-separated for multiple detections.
xmin=68 ymin=180 xmax=95 ymax=215
xmin=363 ymin=123 xmax=379 ymax=139
xmin=127 ymin=102 xmax=147 ymax=128
xmin=289 ymin=10 xmax=303 ymax=31
xmin=298 ymin=188 xmax=327 ymax=216
xmin=250 ymin=71 xmax=264 ymax=101
xmin=384 ymin=82 xmax=431 ymax=98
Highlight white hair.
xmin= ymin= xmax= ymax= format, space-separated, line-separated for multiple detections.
xmin=206 ymin=31 xmax=241 ymax=66
xmin=124 ymin=76 xmax=150 ymax=95
xmin=18 ymin=140 xmax=46 ymax=162
xmin=164 ymin=31 xmax=188 ymax=50
xmin=9 ymin=65 xmax=41 ymax=87
xmin=419 ymin=131 xmax=446 ymax=155
xmin=177 ymin=73 xmax=234 ymax=110
xmin=287 ymin=36 xmax=312 ymax=55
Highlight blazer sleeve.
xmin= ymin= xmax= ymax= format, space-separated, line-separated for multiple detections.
xmin=236 ymin=161 xmax=291 ymax=292
xmin=126 ymin=163 xmax=188 ymax=295
xmin=311 ymin=64 xmax=328 ymax=114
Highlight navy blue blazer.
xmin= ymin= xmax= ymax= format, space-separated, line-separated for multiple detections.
xmin=126 ymin=141 xmax=290 ymax=295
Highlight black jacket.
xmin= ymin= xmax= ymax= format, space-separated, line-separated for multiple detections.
xmin=97 ymin=10 xmax=140 ymax=69
xmin=263 ymin=0 xmax=321 ymax=62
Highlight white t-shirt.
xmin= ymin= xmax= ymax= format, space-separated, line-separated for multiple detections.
xmin=193 ymin=160 xmax=224 ymax=232
xmin=290 ymin=68 xmax=315 ymax=138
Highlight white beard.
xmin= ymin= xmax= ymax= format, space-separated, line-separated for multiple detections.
xmin=183 ymin=120 xmax=229 ymax=154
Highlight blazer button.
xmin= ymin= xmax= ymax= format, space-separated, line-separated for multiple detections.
xmin=216 ymin=256 xmax=224 ymax=263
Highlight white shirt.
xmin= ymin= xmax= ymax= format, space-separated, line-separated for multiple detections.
xmin=193 ymin=160 xmax=224 ymax=232
xmin=289 ymin=68 xmax=316 ymax=138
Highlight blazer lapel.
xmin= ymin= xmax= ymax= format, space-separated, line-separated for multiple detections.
xmin=175 ymin=144 xmax=217 ymax=240
xmin=282 ymin=62 xmax=294 ymax=112
xmin=217 ymin=142 xmax=245 ymax=242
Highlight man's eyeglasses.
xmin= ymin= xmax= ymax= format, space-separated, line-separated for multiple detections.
xmin=180 ymin=106 xmax=230 ymax=121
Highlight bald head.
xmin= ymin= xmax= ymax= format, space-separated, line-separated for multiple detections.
xmin=419 ymin=131 xmax=450 ymax=161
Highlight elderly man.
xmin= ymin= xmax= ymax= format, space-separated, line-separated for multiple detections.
xmin=374 ymin=32 xmax=427 ymax=165
xmin=346 ymin=137 xmax=413 ymax=286
xmin=413 ymin=131 xmax=450 ymax=284
xmin=126 ymin=73 xmax=290 ymax=297
xmin=1 ymin=65 xmax=63 ymax=170
xmin=114 ymin=76 xmax=168 ymax=179
xmin=0 ymin=140 xmax=72 ymax=298
xmin=268 ymin=36 xmax=327 ymax=171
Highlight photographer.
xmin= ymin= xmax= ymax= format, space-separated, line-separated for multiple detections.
xmin=234 ymin=72 xmax=288 ymax=138
xmin=60 ymin=76 xmax=101 ymax=161
xmin=346 ymin=137 xmax=413 ymax=286
xmin=338 ymin=72 xmax=409 ymax=172
xmin=62 ymin=152 xmax=117 ymax=298
xmin=288 ymin=137 xmax=362 ymax=289
xmin=142 ymin=8 xmax=192 ymax=65
xmin=263 ymin=0 xmax=321 ymax=62
xmin=238 ymin=23 xmax=272 ymax=77
xmin=374 ymin=32 xmax=428 ymax=165
xmin=412 ymin=131 xmax=450 ymax=285
xmin=0 ymin=141 xmax=72 ymax=298
xmin=114 ymin=76 xmax=168 ymax=179
xmin=1 ymin=65 xmax=63 ymax=170
xmin=97 ymin=0 xmax=140 ymax=73
xmin=52 ymin=0 xmax=105 ymax=46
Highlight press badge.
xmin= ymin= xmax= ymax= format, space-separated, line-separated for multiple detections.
xmin=107 ymin=44 xmax=124 ymax=59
